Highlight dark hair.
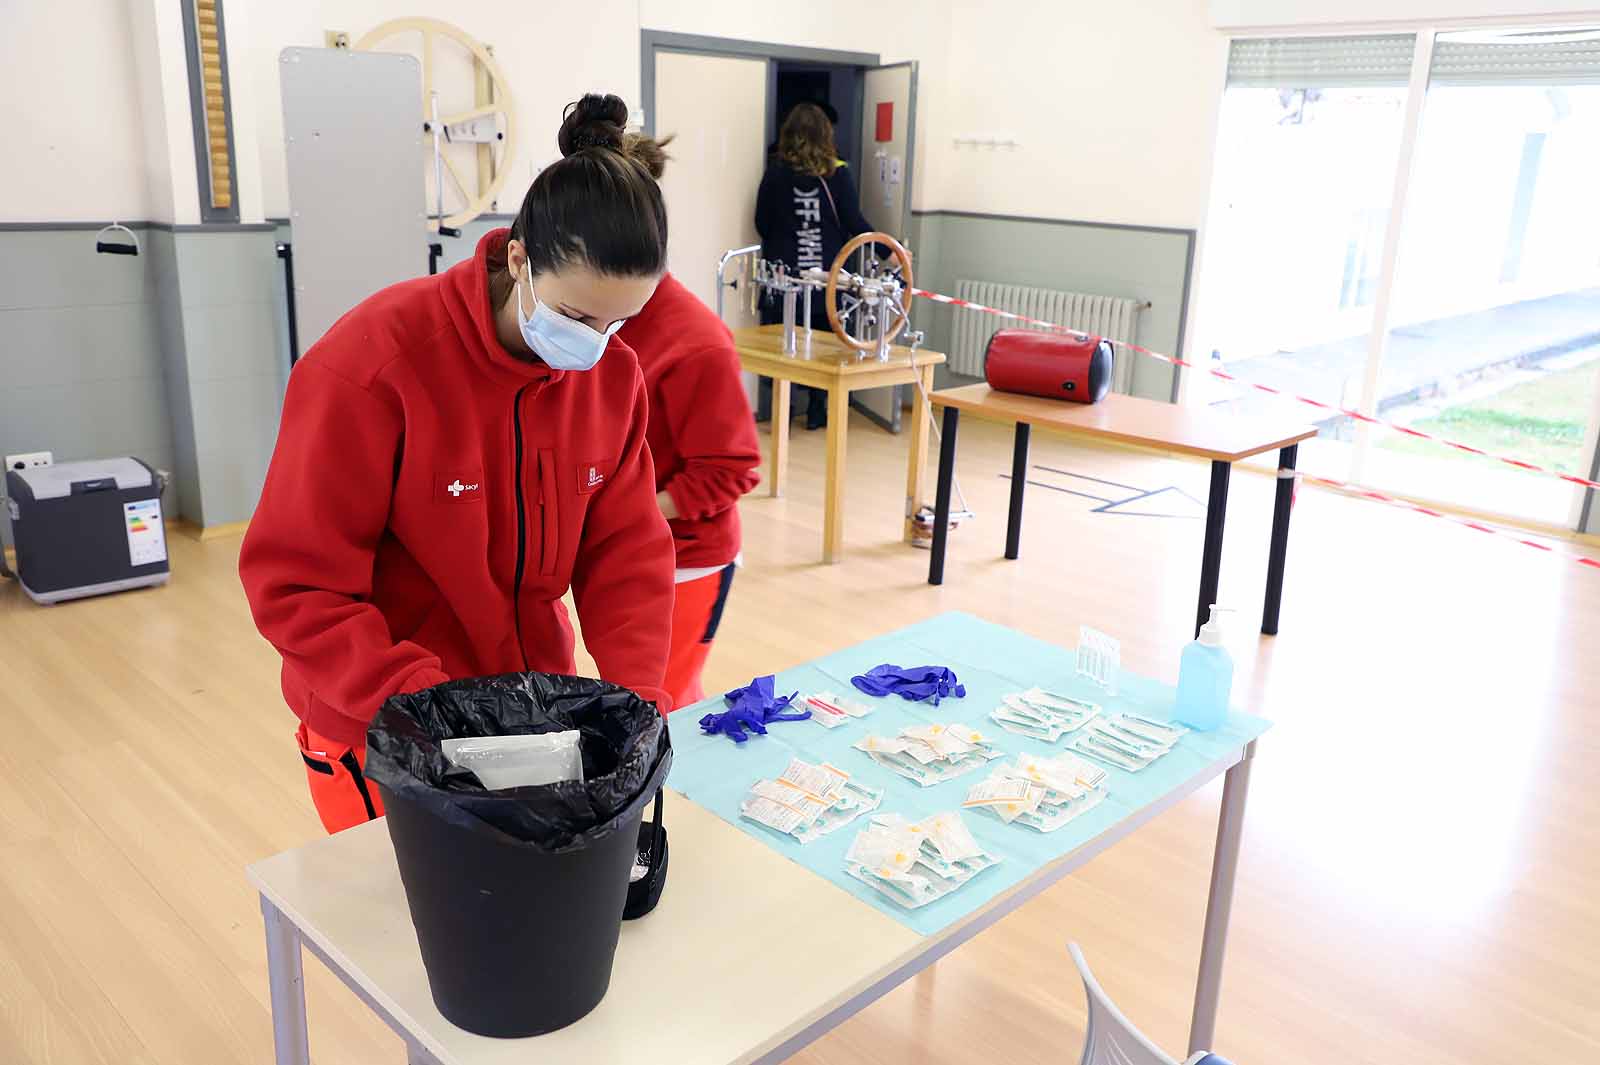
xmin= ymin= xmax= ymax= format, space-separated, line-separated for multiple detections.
xmin=622 ymin=130 xmax=672 ymax=181
xmin=490 ymin=94 xmax=669 ymax=308
xmin=779 ymin=102 xmax=837 ymax=178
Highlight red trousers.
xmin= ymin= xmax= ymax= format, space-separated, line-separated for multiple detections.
xmin=663 ymin=565 xmax=736 ymax=710
xmin=295 ymin=721 xmax=384 ymax=834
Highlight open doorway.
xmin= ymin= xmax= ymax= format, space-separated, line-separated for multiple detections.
xmin=771 ymin=64 xmax=863 ymax=175
xmin=641 ymin=33 xmax=918 ymax=432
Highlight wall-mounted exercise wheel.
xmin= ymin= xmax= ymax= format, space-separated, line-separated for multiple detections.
xmin=355 ymin=17 xmax=518 ymax=232
xmin=825 ymin=232 xmax=915 ymax=352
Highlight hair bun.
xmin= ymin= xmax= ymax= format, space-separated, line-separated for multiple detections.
xmin=558 ymin=93 xmax=628 ymax=157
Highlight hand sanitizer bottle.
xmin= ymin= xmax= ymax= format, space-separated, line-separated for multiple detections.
xmin=1176 ymin=605 xmax=1233 ymax=731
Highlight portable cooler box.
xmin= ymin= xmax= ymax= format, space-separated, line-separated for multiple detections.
xmin=983 ymin=329 xmax=1115 ymax=404
xmin=3 ymin=457 xmax=170 ymax=604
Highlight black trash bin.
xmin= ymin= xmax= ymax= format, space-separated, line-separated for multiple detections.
xmin=364 ymin=672 xmax=672 ymax=1039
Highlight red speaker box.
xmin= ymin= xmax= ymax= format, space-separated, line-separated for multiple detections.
xmin=983 ymin=329 xmax=1114 ymax=404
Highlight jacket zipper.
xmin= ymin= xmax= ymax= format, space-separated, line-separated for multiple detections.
xmin=510 ymin=384 xmax=531 ymax=671
xmin=538 ymin=449 xmax=558 ymax=577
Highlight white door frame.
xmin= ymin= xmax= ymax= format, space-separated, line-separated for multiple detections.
xmin=1348 ymin=29 xmax=1436 ymax=483
xmin=638 ymin=31 xmax=880 ymax=146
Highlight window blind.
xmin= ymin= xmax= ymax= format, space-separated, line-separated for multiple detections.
xmin=1431 ymin=29 xmax=1600 ymax=86
xmin=1227 ymin=35 xmax=1417 ymax=88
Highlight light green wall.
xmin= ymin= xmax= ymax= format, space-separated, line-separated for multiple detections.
xmin=1 ymin=208 xmax=1189 ymax=532
xmin=1 ymin=222 xmax=285 ymax=527
xmin=905 ymin=211 xmax=1194 ymax=401
xmin=1 ymin=225 xmax=179 ymax=507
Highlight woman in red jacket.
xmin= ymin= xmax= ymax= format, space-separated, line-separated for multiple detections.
xmin=617 ymin=143 xmax=762 ymax=709
xmin=240 ymin=94 xmax=676 ymax=834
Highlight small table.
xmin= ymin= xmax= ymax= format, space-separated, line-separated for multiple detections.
xmin=249 ymin=613 xmax=1268 ymax=1065
xmin=733 ymin=324 xmax=946 ymax=563
xmin=926 ymin=385 xmax=1318 ymax=636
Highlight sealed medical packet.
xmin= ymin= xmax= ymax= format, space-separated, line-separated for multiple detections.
xmin=1070 ymin=712 xmax=1188 ymax=771
xmin=740 ymin=759 xmax=883 ymax=843
xmin=853 ymin=725 xmax=1002 ymax=787
xmin=965 ymin=750 xmax=1110 ymax=833
xmin=843 ymin=812 xmax=1000 ymax=909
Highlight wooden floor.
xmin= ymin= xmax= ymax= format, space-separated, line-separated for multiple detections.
xmin=2 ymin=410 xmax=1596 ymax=1065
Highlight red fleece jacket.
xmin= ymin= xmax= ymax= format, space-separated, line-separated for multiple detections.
xmin=239 ymin=229 xmax=675 ymax=748
xmin=619 ymin=273 xmax=761 ymax=569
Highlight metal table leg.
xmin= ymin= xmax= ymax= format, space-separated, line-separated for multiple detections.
xmin=1196 ymin=460 xmax=1232 ymax=637
xmin=928 ymin=406 xmax=960 ymax=585
xmin=1187 ymin=741 xmax=1256 ymax=1057
xmin=1261 ymin=444 xmax=1298 ymax=636
xmin=262 ymin=895 xmax=311 ymax=1065
xmin=1005 ymin=423 xmax=1031 ymax=560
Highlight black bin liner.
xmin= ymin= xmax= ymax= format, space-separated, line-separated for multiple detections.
xmin=365 ymin=672 xmax=673 ymax=1038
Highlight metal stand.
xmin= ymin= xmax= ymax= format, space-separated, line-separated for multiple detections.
xmin=715 ymin=244 xmax=761 ymax=320
xmin=781 ymin=283 xmax=798 ymax=354
xmin=738 ymin=243 xmax=912 ymax=364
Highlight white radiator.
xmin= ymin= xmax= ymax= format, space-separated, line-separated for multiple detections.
xmin=947 ymin=280 xmax=1144 ymax=393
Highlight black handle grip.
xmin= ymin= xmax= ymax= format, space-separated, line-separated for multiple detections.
xmin=96 ymin=242 xmax=138 ymax=256
xmin=71 ymin=478 xmax=116 ymax=494
xmin=438 ymin=226 xmax=462 ymax=238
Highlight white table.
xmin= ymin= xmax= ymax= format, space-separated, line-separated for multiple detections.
xmin=248 ymin=745 xmax=1255 ymax=1064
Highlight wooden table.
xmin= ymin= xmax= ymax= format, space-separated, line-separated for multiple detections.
xmin=926 ymin=385 xmax=1319 ymax=636
xmin=733 ymin=325 xmax=946 ymax=563
xmin=247 ymin=614 xmax=1265 ymax=1065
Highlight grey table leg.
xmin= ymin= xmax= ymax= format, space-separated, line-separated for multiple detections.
xmin=1187 ymin=741 xmax=1256 ymax=1058
xmin=262 ymin=894 xmax=312 ymax=1065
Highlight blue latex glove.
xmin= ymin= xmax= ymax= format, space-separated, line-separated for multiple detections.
xmin=850 ymin=664 xmax=966 ymax=706
xmin=700 ymin=675 xmax=810 ymax=742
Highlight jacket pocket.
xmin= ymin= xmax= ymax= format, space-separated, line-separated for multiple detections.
xmin=538 ymin=448 xmax=558 ymax=577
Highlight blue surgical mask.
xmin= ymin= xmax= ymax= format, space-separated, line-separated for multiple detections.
xmin=516 ymin=270 xmax=622 ymax=372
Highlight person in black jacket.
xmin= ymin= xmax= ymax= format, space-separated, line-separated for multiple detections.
xmin=754 ymin=103 xmax=874 ymax=430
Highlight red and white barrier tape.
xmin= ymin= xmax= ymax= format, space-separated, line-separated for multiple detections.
xmin=1291 ymin=469 xmax=1600 ymax=572
xmin=910 ymin=287 xmax=1600 ymax=493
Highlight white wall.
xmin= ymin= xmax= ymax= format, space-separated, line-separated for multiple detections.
xmin=18 ymin=0 xmax=1227 ymax=236
xmin=244 ymin=0 xmax=952 ymax=220
xmin=246 ymin=0 xmax=643 ymax=221
xmin=931 ymin=0 xmax=1227 ymax=230
xmin=3 ymin=0 xmax=150 ymax=222
xmin=1212 ymin=1 xmax=1600 ymax=30
xmin=637 ymin=0 xmax=952 ymax=210
xmin=222 ymin=0 xmax=267 ymax=224
xmin=125 ymin=0 xmax=204 ymax=225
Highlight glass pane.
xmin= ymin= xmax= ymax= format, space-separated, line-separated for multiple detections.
xmin=1370 ymin=40 xmax=1600 ymax=524
xmin=1194 ymin=76 xmax=1412 ymax=478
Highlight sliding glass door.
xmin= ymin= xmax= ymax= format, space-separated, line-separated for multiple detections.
xmin=1196 ymin=35 xmax=1417 ymax=480
xmin=1196 ymin=28 xmax=1600 ymax=528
